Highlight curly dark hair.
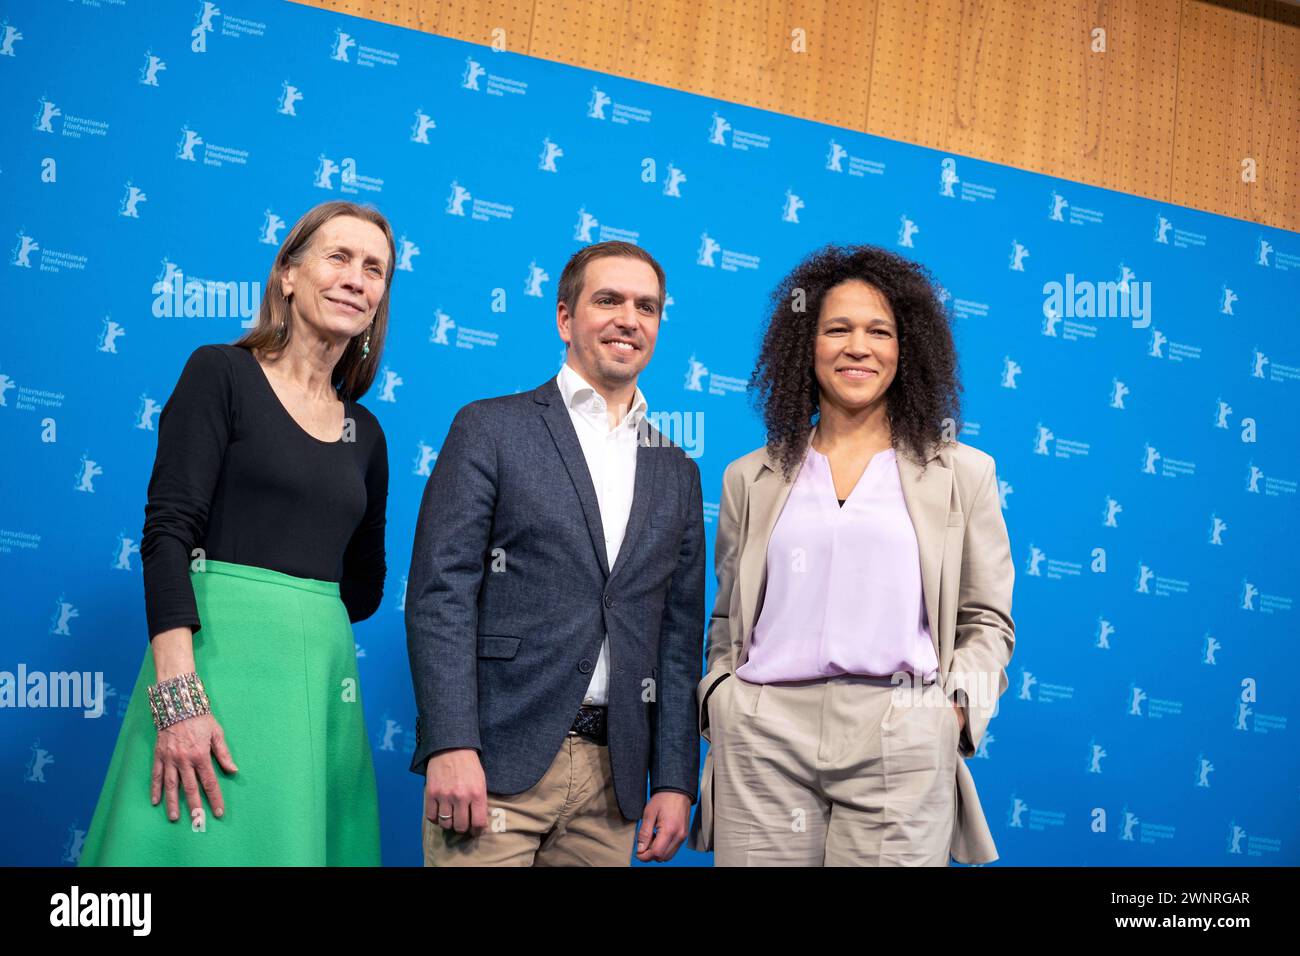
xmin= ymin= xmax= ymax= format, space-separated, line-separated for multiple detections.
xmin=751 ymin=243 xmax=963 ymax=479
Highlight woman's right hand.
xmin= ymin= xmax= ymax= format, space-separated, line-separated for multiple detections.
xmin=151 ymin=713 xmax=238 ymax=824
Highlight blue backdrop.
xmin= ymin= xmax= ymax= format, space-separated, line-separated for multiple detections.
xmin=2 ymin=0 xmax=1297 ymax=866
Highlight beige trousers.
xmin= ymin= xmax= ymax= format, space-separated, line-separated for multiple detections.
xmin=711 ymin=673 xmax=959 ymax=866
xmin=422 ymin=735 xmax=638 ymax=867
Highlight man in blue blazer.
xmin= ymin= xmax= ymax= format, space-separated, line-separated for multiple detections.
xmin=406 ymin=241 xmax=704 ymax=866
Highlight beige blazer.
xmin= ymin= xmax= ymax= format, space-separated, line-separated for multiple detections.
xmin=689 ymin=434 xmax=1016 ymax=864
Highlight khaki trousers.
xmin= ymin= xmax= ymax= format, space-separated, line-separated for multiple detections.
xmin=422 ymin=735 xmax=638 ymax=866
xmin=711 ymin=673 xmax=959 ymax=866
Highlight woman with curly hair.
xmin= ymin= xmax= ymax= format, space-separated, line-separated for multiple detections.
xmin=688 ymin=244 xmax=1016 ymax=866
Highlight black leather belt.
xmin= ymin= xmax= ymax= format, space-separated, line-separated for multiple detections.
xmin=568 ymin=704 xmax=608 ymax=745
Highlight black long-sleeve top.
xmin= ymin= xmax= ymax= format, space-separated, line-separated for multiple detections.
xmin=140 ymin=344 xmax=388 ymax=640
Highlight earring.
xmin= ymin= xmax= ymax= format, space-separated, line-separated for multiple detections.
xmin=362 ymin=325 xmax=371 ymax=358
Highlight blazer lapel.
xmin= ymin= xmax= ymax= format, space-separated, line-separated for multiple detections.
xmin=536 ymin=381 xmax=610 ymax=578
xmin=609 ymin=428 xmax=661 ymax=582
xmin=895 ymin=442 xmax=952 ymax=665
xmin=736 ymin=441 xmax=806 ymax=668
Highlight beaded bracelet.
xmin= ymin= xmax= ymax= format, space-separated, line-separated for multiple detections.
xmin=146 ymin=671 xmax=211 ymax=731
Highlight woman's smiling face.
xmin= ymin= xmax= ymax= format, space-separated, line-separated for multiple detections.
xmin=813 ymin=279 xmax=899 ymax=416
xmin=280 ymin=215 xmax=390 ymax=340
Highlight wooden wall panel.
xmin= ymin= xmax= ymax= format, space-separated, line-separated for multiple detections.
xmin=867 ymin=0 xmax=1183 ymax=203
xmin=294 ymin=0 xmax=1300 ymax=231
xmin=414 ymin=0 xmax=536 ymax=49
xmin=305 ymin=0 xmax=418 ymax=30
xmin=1171 ymin=0 xmax=1300 ymax=229
xmin=302 ymin=0 xmax=535 ymax=49
xmin=606 ymin=0 xmax=877 ymax=130
xmin=527 ymin=0 xmax=628 ymax=76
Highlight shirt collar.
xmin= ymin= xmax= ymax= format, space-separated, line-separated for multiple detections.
xmin=556 ymin=362 xmax=648 ymax=431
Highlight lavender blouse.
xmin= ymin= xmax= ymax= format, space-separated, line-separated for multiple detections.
xmin=735 ymin=444 xmax=940 ymax=684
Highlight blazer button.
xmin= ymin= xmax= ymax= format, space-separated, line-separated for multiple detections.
xmin=579 ymin=659 xmax=593 ymax=673
xmin=603 ymin=594 xmax=614 ymax=608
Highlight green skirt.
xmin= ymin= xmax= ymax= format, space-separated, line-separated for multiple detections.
xmin=79 ymin=560 xmax=381 ymax=866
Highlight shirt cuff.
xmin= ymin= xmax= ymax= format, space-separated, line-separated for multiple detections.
xmin=650 ymin=786 xmax=695 ymax=799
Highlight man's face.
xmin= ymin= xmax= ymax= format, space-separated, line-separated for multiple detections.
xmin=557 ymin=255 xmax=662 ymax=392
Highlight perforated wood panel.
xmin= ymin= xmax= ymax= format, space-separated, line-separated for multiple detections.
xmin=302 ymin=1 xmax=534 ymax=46
xmin=417 ymin=0 xmax=535 ymax=46
xmin=1171 ymin=0 xmax=1300 ymax=229
xmin=869 ymin=0 xmax=1184 ymax=203
xmin=600 ymin=0 xmax=876 ymax=130
xmin=293 ymin=0 xmax=1300 ymax=230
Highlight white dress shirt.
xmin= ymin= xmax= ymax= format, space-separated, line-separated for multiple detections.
xmin=555 ymin=361 xmax=647 ymax=707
